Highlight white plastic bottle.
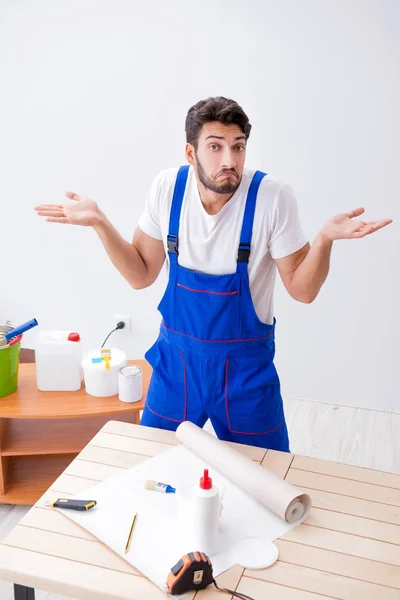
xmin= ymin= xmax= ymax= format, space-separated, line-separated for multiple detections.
xmin=191 ymin=469 xmax=220 ymax=556
xmin=35 ymin=331 xmax=82 ymax=391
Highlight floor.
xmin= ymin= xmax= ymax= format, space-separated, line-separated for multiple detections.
xmin=1 ymin=397 xmax=399 ymax=600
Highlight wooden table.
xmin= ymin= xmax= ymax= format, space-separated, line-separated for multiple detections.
xmin=0 ymin=361 xmax=149 ymax=505
xmin=0 ymin=421 xmax=399 ymax=600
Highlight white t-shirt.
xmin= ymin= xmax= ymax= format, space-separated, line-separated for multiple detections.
xmin=138 ymin=166 xmax=308 ymax=324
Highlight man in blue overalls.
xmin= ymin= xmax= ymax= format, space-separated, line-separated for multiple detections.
xmin=35 ymin=97 xmax=392 ymax=451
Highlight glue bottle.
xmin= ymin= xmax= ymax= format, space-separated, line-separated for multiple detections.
xmin=191 ymin=469 xmax=220 ymax=556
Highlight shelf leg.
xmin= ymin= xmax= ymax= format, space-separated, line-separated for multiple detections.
xmin=14 ymin=584 xmax=35 ymax=600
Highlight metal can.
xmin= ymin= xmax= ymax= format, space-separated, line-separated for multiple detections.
xmin=118 ymin=365 xmax=143 ymax=403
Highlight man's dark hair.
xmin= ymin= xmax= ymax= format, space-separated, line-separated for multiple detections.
xmin=185 ymin=97 xmax=252 ymax=149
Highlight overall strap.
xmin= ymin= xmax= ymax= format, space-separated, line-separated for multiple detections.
xmin=237 ymin=170 xmax=267 ymax=268
xmin=167 ymin=165 xmax=190 ymax=264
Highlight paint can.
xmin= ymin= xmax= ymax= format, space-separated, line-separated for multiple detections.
xmin=82 ymin=348 xmax=127 ymax=397
xmin=118 ymin=365 xmax=143 ymax=403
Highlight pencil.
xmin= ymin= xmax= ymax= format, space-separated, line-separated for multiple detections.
xmin=124 ymin=512 xmax=137 ymax=553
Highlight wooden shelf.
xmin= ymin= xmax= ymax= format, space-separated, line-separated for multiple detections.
xmin=0 ymin=360 xmax=151 ymax=504
xmin=0 ymin=360 xmax=148 ymax=418
xmin=0 ymin=454 xmax=77 ymax=505
xmin=1 ymin=412 xmax=140 ymax=456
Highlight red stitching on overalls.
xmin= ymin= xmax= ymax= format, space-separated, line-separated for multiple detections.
xmin=177 ymin=283 xmax=238 ymax=296
xmin=181 ymin=351 xmax=188 ymax=421
xmin=163 ymin=323 xmax=274 ymax=343
xmin=144 ymin=404 xmax=183 ymax=423
xmin=144 ymin=352 xmax=188 ymax=424
xmin=225 ymin=359 xmax=233 ymax=431
xmin=224 ymin=358 xmax=285 ymax=436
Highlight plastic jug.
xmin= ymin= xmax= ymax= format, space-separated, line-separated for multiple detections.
xmin=35 ymin=331 xmax=82 ymax=391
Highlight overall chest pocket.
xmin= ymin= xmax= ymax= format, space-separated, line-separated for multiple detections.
xmin=171 ymin=274 xmax=241 ymax=341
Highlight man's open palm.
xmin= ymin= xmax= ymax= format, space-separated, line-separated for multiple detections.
xmin=321 ymin=208 xmax=392 ymax=242
xmin=35 ymin=191 xmax=103 ymax=227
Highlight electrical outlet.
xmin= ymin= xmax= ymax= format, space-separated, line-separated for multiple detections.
xmin=114 ymin=314 xmax=131 ymax=333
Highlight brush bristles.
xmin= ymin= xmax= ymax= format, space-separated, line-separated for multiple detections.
xmin=144 ymin=479 xmax=158 ymax=490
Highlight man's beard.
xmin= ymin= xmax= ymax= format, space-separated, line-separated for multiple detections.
xmin=195 ymin=154 xmax=241 ymax=195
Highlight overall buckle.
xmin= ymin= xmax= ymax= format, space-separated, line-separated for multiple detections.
xmin=167 ymin=234 xmax=179 ymax=254
xmin=237 ymin=242 xmax=250 ymax=263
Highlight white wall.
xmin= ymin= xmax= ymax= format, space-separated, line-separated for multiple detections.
xmin=1 ymin=0 xmax=399 ymax=412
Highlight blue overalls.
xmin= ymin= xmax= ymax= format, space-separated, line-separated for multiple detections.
xmin=141 ymin=166 xmax=290 ymax=451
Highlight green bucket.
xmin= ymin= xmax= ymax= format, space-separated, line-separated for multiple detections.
xmin=0 ymin=323 xmax=21 ymax=398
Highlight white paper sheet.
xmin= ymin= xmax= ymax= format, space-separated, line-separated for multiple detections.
xmin=55 ymin=438 xmax=310 ymax=595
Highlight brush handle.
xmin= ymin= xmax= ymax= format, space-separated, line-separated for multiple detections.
xmin=153 ymin=482 xmax=176 ymax=493
xmin=5 ymin=319 xmax=38 ymax=341
xmin=8 ymin=335 xmax=23 ymax=347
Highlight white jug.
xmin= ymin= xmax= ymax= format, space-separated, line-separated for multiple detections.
xmin=35 ymin=331 xmax=82 ymax=391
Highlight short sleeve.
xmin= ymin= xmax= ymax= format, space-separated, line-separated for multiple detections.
xmin=268 ymin=184 xmax=308 ymax=259
xmin=137 ymin=172 xmax=164 ymax=240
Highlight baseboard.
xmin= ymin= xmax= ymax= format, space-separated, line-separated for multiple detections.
xmin=282 ymin=395 xmax=400 ymax=415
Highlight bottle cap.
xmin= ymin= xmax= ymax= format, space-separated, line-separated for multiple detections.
xmin=200 ymin=468 xmax=212 ymax=490
xmin=68 ymin=332 xmax=81 ymax=342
